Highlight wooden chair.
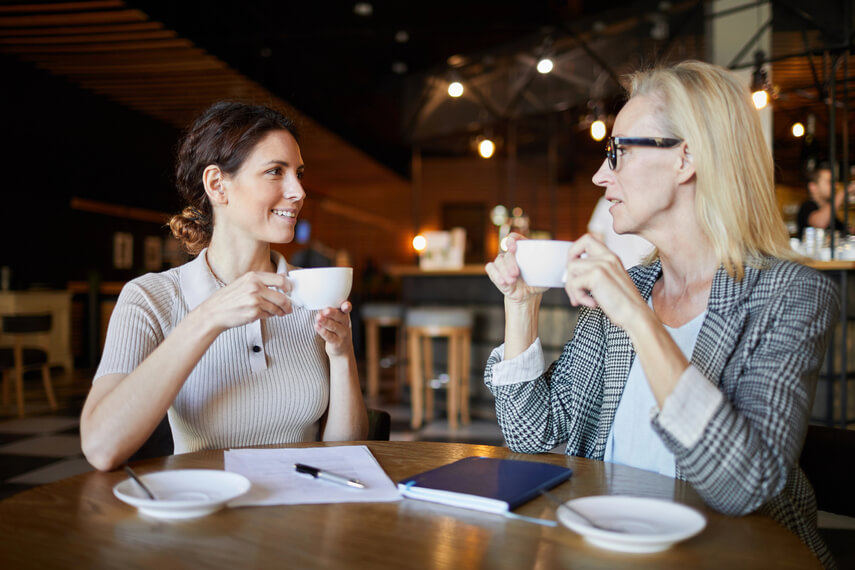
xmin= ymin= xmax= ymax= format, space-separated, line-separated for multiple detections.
xmin=0 ymin=313 xmax=57 ymax=417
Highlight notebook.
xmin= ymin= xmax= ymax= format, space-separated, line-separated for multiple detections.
xmin=397 ymin=456 xmax=573 ymax=514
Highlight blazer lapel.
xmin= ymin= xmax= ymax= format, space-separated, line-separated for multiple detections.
xmin=691 ymin=265 xmax=758 ymax=387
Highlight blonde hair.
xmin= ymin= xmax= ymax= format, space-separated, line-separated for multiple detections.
xmin=627 ymin=60 xmax=797 ymax=278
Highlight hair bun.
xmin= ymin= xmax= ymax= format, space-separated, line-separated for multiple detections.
xmin=168 ymin=207 xmax=211 ymax=255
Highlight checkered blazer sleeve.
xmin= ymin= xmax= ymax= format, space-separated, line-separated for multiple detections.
xmin=653 ymin=262 xmax=839 ymax=516
xmin=484 ymin=305 xmax=609 ymax=454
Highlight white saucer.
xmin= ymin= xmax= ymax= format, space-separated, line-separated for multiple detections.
xmin=113 ymin=469 xmax=251 ymax=519
xmin=556 ymin=495 xmax=706 ymax=553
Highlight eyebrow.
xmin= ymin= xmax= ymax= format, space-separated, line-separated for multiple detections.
xmin=262 ymin=160 xmax=305 ymax=170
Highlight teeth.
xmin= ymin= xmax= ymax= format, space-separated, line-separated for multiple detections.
xmin=272 ymin=210 xmax=295 ymax=218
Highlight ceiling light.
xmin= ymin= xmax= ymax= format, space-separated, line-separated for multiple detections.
xmin=478 ymin=139 xmax=495 ymax=159
xmin=353 ymin=2 xmax=373 ymax=16
xmin=751 ymin=50 xmax=770 ymax=110
xmin=391 ymin=61 xmax=407 ymax=74
xmin=395 ymin=30 xmax=409 ymax=43
xmin=536 ymin=58 xmax=553 ymax=74
xmin=752 ymin=90 xmax=769 ymax=110
xmin=792 ymin=122 xmax=805 ymax=137
xmin=448 ymin=81 xmax=464 ymax=98
xmin=590 ymin=120 xmax=607 ymax=141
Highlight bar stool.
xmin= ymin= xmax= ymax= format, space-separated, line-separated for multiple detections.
xmin=405 ymin=307 xmax=473 ymax=430
xmin=361 ymin=302 xmax=404 ymax=402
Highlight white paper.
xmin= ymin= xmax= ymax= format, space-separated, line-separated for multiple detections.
xmin=224 ymin=445 xmax=402 ymax=506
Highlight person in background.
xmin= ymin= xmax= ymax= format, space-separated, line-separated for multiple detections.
xmin=587 ymin=195 xmax=654 ymax=269
xmin=81 ymin=102 xmax=367 ymax=471
xmin=796 ymin=163 xmax=852 ymax=240
xmin=484 ymin=61 xmax=838 ymax=568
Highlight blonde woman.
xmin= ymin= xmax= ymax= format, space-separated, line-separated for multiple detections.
xmin=81 ymin=102 xmax=368 ymax=471
xmin=485 ymin=61 xmax=837 ymax=568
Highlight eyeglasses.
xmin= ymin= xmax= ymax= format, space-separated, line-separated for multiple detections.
xmin=605 ymin=136 xmax=683 ymax=170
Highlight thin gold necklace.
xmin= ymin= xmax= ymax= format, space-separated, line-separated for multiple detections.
xmin=205 ymin=252 xmax=227 ymax=288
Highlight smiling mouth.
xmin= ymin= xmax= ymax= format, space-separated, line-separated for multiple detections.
xmin=272 ymin=209 xmax=296 ymax=218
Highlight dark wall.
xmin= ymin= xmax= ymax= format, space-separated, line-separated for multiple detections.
xmin=0 ymin=54 xmax=181 ymax=288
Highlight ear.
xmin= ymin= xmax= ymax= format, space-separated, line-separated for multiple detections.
xmin=676 ymin=143 xmax=695 ymax=185
xmin=202 ymin=164 xmax=228 ymax=204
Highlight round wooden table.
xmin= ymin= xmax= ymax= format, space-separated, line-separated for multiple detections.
xmin=0 ymin=441 xmax=819 ymax=569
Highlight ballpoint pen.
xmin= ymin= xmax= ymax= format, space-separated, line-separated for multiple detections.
xmin=294 ymin=463 xmax=366 ymax=489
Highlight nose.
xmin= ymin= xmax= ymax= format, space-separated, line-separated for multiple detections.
xmin=285 ymin=176 xmax=306 ymax=202
xmin=591 ymin=158 xmax=611 ymax=188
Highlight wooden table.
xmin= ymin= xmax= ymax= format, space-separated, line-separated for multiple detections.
xmin=0 ymin=442 xmax=818 ymax=569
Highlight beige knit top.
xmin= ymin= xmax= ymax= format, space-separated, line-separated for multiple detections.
xmin=94 ymin=249 xmax=329 ymax=454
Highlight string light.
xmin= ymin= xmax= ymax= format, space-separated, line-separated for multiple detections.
xmin=590 ymin=120 xmax=607 ymax=141
xmin=448 ymin=81 xmax=464 ymax=97
xmin=791 ymin=122 xmax=805 ymax=137
xmin=536 ymin=58 xmax=553 ymax=74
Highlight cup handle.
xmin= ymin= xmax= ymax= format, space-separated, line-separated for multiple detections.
xmin=560 ymin=269 xmax=568 ymax=285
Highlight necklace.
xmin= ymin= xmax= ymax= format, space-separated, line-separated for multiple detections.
xmin=205 ymin=253 xmax=227 ymax=288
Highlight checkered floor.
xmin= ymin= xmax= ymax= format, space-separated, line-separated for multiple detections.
xmin=0 ymin=415 xmax=92 ymax=499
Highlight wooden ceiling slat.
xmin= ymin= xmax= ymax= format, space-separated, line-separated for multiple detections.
xmin=31 ymin=60 xmax=227 ymax=73
xmin=0 ymin=30 xmax=176 ymax=44
xmin=0 ymin=9 xmax=147 ymax=27
xmin=0 ymin=22 xmax=163 ymax=35
xmin=0 ymin=1 xmax=124 ymax=13
xmin=17 ymin=47 xmax=209 ymax=63
xmin=2 ymin=38 xmax=194 ymax=53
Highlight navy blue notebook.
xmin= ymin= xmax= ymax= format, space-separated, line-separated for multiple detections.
xmin=398 ymin=456 xmax=573 ymax=514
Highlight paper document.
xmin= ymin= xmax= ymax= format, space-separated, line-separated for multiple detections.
xmin=224 ymin=445 xmax=402 ymax=506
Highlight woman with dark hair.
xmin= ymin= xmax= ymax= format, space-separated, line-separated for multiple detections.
xmin=81 ymin=102 xmax=367 ymax=471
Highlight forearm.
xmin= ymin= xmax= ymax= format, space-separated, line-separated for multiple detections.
xmin=322 ymin=350 xmax=368 ymax=441
xmin=625 ymin=310 xmax=689 ymax=408
xmin=807 ymin=202 xmax=838 ymax=229
xmin=80 ymin=310 xmax=221 ymax=471
xmin=503 ymin=295 xmax=541 ymax=359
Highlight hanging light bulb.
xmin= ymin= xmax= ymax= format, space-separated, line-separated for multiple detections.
xmin=590 ymin=120 xmax=607 ymax=141
xmin=448 ymin=81 xmax=464 ymax=97
xmin=791 ymin=122 xmax=805 ymax=137
xmin=751 ymin=50 xmax=770 ymax=110
xmin=536 ymin=58 xmax=553 ymax=74
xmin=412 ymin=235 xmax=426 ymax=252
xmin=478 ymin=138 xmax=495 ymax=159
xmin=752 ymin=89 xmax=769 ymax=110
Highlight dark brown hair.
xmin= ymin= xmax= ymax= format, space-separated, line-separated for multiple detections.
xmin=168 ymin=101 xmax=298 ymax=255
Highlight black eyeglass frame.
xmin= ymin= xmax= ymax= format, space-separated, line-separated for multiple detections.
xmin=606 ymin=136 xmax=683 ymax=170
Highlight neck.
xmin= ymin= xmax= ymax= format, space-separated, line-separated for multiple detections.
xmin=656 ymin=236 xmax=718 ymax=298
xmin=206 ymin=236 xmax=274 ymax=284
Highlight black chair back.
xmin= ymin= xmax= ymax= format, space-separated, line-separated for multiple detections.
xmin=2 ymin=314 xmax=51 ymax=334
xmin=366 ymin=408 xmax=391 ymax=441
xmin=799 ymin=424 xmax=855 ymax=517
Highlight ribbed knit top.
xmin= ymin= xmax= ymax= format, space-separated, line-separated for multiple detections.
xmin=94 ymin=249 xmax=329 ymax=454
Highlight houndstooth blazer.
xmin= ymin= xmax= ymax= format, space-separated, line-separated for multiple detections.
xmin=485 ymin=258 xmax=839 ymax=568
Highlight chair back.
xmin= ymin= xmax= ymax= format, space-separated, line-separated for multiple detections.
xmin=2 ymin=314 xmax=52 ymax=334
xmin=366 ymin=408 xmax=391 ymax=441
xmin=799 ymin=424 xmax=855 ymax=517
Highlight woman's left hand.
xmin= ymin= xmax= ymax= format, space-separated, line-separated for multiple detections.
xmin=316 ymin=301 xmax=354 ymax=359
xmin=563 ymin=234 xmax=649 ymax=330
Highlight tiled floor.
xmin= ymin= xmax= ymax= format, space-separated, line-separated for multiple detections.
xmin=0 ymin=366 xmax=506 ymax=500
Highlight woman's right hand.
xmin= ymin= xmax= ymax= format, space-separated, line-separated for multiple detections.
xmin=197 ymin=271 xmax=293 ymax=331
xmin=485 ymin=233 xmax=547 ymax=304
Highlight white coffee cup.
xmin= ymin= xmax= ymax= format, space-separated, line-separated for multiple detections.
xmin=514 ymin=240 xmax=573 ymax=288
xmin=288 ymin=267 xmax=353 ymax=310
